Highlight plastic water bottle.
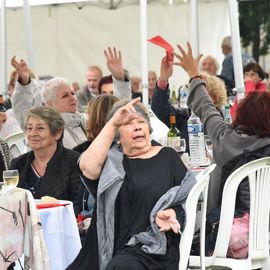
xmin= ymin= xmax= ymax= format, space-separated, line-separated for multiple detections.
xmin=187 ymin=112 xmax=207 ymax=167
xmin=179 ymin=84 xmax=188 ymax=108
xmin=224 ymin=104 xmax=232 ymax=124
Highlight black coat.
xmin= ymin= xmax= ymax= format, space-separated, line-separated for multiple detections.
xmin=10 ymin=143 xmax=83 ymax=215
xmin=151 ymin=84 xmax=190 ymax=152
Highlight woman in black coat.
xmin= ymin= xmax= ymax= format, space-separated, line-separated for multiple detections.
xmin=10 ymin=106 xmax=82 ymax=215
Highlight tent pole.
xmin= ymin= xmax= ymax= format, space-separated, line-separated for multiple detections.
xmin=0 ymin=0 xmax=7 ymax=95
xmin=228 ymin=0 xmax=244 ymax=101
xmin=140 ymin=0 xmax=148 ymax=107
xmin=23 ymin=0 xmax=34 ymax=69
xmin=191 ymin=0 xmax=199 ymax=56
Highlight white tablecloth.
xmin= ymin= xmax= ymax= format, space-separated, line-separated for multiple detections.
xmin=15 ymin=200 xmax=81 ymax=270
xmin=38 ymin=201 xmax=81 ymax=270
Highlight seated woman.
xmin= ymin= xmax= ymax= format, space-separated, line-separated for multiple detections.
xmin=73 ymin=95 xmax=119 ymax=225
xmin=230 ymin=62 xmax=267 ymax=118
xmin=67 ymin=98 xmax=196 ymax=270
xmin=244 ymin=62 xmax=267 ymax=93
xmin=173 ymin=42 xmax=270 ymax=212
xmin=10 ymin=106 xmax=82 ymax=215
xmin=73 ymin=94 xmax=120 ymax=153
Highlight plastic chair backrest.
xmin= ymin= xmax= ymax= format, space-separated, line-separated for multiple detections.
xmin=179 ymin=164 xmax=216 ymax=270
xmin=214 ymin=157 xmax=270 ymax=262
xmin=5 ymin=132 xmax=27 ymax=157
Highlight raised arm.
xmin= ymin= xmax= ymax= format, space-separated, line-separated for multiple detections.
xmin=79 ymin=97 xmax=141 ymax=180
xmin=173 ymin=43 xmax=229 ymax=145
xmin=104 ymin=46 xmax=131 ymax=99
xmin=173 ymin=42 xmax=203 ymax=79
xmin=10 ymin=56 xmax=42 ymax=128
xmin=151 ymin=54 xmax=173 ymax=125
xmin=11 ymin=56 xmax=31 ymax=85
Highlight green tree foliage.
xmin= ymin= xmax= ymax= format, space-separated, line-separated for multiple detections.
xmin=239 ymin=0 xmax=270 ymax=62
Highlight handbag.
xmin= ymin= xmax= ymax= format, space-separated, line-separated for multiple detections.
xmin=227 ymin=212 xmax=249 ymax=259
xmin=204 ymin=208 xmax=249 ymax=259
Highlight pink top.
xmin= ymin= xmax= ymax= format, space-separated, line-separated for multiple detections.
xmin=230 ymin=80 xmax=267 ymax=119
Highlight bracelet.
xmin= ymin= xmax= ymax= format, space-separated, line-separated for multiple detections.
xmin=189 ymin=75 xmax=202 ymax=84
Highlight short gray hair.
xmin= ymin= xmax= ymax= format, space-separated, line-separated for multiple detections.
xmin=200 ymin=55 xmax=220 ymax=71
xmin=221 ymin=36 xmax=231 ymax=48
xmin=41 ymin=77 xmax=71 ymax=105
xmin=25 ymin=106 xmax=65 ymax=138
xmin=106 ymin=100 xmax=153 ymax=141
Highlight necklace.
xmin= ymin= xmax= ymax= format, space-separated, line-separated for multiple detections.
xmin=32 ymin=159 xmax=47 ymax=177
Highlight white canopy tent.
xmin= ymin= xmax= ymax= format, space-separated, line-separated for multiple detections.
xmin=0 ymin=0 xmax=243 ymax=103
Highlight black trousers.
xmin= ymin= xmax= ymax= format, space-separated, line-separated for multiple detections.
xmin=106 ymin=245 xmax=176 ymax=270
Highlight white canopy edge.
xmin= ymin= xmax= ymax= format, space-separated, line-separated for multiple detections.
xmin=1 ymin=0 xmax=95 ymax=8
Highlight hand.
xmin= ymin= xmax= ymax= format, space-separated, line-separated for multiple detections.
xmin=104 ymin=47 xmax=125 ymax=81
xmin=155 ymin=208 xmax=181 ymax=234
xmin=110 ymin=97 xmax=141 ymax=128
xmin=11 ymin=56 xmax=30 ymax=85
xmin=173 ymin=42 xmax=203 ymax=78
xmin=160 ymin=55 xmax=173 ymax=82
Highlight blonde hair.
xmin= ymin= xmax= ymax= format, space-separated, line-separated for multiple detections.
xmin=201 ymin=72 xmax=227 ymax=110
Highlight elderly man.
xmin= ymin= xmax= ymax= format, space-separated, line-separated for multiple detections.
xmin=220 ymin=36 xmax=255 ymax=87
xmin=11 ymin=57 xmax=87 ymax=149
xmin=76 ymin=66 xmax=103 ymax=111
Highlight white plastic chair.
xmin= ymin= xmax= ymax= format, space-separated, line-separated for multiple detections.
xmin=179 ymin=164 xmax=216 ymax=270
xmin=5 ymin=131 xmax=28 ymax=157
xmin=189 ymin=157 xmax=270 ymax=270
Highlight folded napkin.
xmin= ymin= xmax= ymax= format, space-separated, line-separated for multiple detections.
xmin=36 ymin=203 xmax=69 ymax=209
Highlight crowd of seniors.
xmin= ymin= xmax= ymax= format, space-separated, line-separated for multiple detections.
xmin=1 ymin=35 xmax=270 ymax=269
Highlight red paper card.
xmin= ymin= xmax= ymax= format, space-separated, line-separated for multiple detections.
xmin=148 ymin=35 xmax=174 ymax=61
xmin=36 ymin=203 xmax=69 ymax=209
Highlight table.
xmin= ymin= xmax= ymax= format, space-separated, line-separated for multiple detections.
xmin=37 ymin=200 xmax=81 ymax=270
xmin=14 ymin=199 xmax=82 ymax=270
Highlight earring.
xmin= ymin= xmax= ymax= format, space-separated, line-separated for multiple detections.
xmin=116 ymin=140 xmax=122 ymax=151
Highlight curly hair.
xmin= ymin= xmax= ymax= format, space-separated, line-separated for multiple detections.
xmin=201 ymin=72 xmax=227 ymax=110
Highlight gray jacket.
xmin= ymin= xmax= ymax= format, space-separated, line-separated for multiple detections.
xmin=96 ymin=144 xmax=195 ymax=270
xmin=187 ymin=79 xmax=270 ymax=210
xmin=76 ymin=86 xmax=94 ymax=112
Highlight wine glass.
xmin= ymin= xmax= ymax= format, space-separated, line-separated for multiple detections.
xmin=3 ymin=170 xmax=19 ymax=188
xmin=159 ymin=137 xmax=168 ymax=147
xmin=179 ymin=139 xmax=186 ymax=156
xmin=204 ymin=135 xmax=213 ymax=161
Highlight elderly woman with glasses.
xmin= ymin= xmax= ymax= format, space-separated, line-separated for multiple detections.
xmin=67 ymin=97 xmax=196 ymax=270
